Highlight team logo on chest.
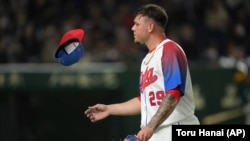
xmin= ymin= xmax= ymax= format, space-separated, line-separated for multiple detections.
xmin=140 ymin=67 xmax=158 ymax=93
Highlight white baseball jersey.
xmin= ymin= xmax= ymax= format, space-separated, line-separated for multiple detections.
xmin=139 ymin=38 xmax=198 ymax=129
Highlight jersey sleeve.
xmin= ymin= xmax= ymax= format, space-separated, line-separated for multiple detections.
xmin=161 ymin=41 xmax=188 ymax=96
xmin=166 ymin=86 xmax=181 ymax=100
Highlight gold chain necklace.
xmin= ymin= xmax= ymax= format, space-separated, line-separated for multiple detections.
xmin=144 ymin=48 xmax=157 ymax=65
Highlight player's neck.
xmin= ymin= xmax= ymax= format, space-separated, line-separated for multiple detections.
xmin=146 ymin=33 xmax=166 ymax=52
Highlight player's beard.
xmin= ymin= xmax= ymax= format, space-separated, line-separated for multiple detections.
xmin=133 ymin=35 xmax=143 ymax=44
xmin=133 ymin=38 xmax=139 ymax=44
xmin=134 ymin=38 xmax=147 ymax=45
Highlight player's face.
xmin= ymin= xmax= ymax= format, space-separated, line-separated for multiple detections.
xmin=131 ymin=15 xmax=151 ymax=44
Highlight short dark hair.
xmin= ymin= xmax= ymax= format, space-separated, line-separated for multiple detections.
xmin=134 ymin=4 xmax=168 ymax=28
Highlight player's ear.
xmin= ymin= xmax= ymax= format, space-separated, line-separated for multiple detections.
xmin=147 ymin=22 xmax=154 ymax=33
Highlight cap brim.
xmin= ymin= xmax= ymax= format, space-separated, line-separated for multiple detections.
xmin=59 ymin=29 xmax=84 ymax=46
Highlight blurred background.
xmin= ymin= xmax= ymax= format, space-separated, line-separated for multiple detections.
xmin=0 ymin=0 xmax=250 ymax=141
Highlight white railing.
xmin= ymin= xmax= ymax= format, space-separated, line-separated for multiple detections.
xmin=0 ymin=62 xmax=127 ymax=73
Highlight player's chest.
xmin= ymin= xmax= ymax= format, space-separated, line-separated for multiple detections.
xmin=140 ymin=56 xmax=163 ymax=81
xmin=141 ymin=50 xmax=162 ymax=70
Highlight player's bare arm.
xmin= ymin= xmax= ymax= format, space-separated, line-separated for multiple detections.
xmin=146 ymin=94 xmax=179 ymax=130
xmin=136 ymin=94 xmax=179 ymax=141
xmin=85 ymin=97 xmax=141 ymax=122
xmin=108 ymin=97 xmax=141 ymax=116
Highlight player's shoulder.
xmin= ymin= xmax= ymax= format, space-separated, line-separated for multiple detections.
xmin=163 ymin=38 xmax=180 ymax=47
xmin=162 ymin=39 xmax=182 ymax=51
xmin=162 ymin=39 xmax=187 ymax=57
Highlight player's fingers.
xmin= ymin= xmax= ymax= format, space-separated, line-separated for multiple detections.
xmin=84 ymin=108 xmax=90 ymax=114
xmin=89 ymin=115 xmax=97 ymax=122
xmin=85 ymin=107 xmax=97 ymax=113
xmin=135 ymin=135 xmax=141 ymax=141
xmin=84 ymin=108 xmax=93 ymax=117
xmin=85 ymin=113 xmax=94 ymax=121
xmin=85 ymin=113 xmax=91 ymax=118
xmin=85 ymin=106 xmax=99 ymax=115
xmin=85 ymin=109 xmax=96 ymax=120
xmin=136 ymin=133 xmax=145 ymax=141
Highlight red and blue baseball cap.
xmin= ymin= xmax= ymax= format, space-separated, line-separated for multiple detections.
xmin=124 ymin=135 xmax=137 ymax=141
xmin=55 ymin=29 xmax=85 ymax=66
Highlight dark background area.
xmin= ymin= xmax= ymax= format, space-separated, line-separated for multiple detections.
xmin=0 ymin=0 xmax=250 ymax=66
xmin=0 ymin=0 xmax=250 ymax=141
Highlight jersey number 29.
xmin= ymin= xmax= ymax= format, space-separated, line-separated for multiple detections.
xmin=149 ymin=90 xmax=165 ymax=106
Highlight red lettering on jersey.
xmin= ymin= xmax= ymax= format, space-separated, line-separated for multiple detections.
xmin=140 ymin=67 xmax=157 ymax=93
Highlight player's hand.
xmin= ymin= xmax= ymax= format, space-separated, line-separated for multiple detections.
xmin=84 ymin=104 xmax=109 ymax=122
xmin=136 ymin=126 xmax=154 ymax=141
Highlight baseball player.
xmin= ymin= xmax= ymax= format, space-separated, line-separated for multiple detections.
xmin=85 ymin=4 xmax=200 ymax=141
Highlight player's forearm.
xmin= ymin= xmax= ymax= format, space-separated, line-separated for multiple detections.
xmin=146 ymin=94 xmax=178 ymax=130
xmin=108 ymin=97 xmax=141 ymax=116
